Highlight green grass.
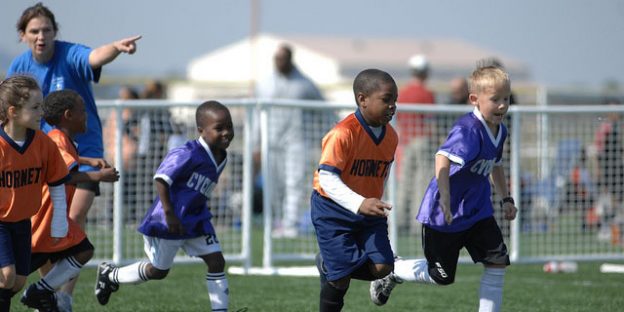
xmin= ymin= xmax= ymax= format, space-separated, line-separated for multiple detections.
xmin=10 ymin=261 xmax=624 ymax=311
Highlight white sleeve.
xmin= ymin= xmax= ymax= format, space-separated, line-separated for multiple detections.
xmin=318 ymin=169 xmax=364 ymax=214
xmin=49 ymin=184 xmax=68 ymax=238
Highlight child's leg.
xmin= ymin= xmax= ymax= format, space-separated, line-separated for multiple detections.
xmin=34 ymin=239 xmax=94 ymax=291
xmin=0 ymin=220 xmax=31 ymax=310
xmin=321 ymin=275 xmax=350 ymax=312
xmin=479 ymin=265 xmax=506 ymax=312
xmin=69 ymin=186 xmax=97 ymax=230
xmin=465 ymin=217 xmax=510 ymax=312
xmin=183 ymin=234 xmax=227 ymax=311
xmin=199 ymin=252 xmax=228 ymax=312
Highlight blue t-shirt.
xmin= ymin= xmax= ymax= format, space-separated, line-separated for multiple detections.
xmin=417 ymin=108 xmax=507 ymax=232
xmin=8 ymin=41 xmax=103 ymax=171
xmin=138 ymin=138 xmax=227 ymax=239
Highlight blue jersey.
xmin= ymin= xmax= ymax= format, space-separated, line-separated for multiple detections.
xmin=8 ymin=41 xmax=103 ymax=170
xmin=138 ymin=138 xmax=227 ymax=239
xmin=417 ymin=108 xmax=507 ymax=232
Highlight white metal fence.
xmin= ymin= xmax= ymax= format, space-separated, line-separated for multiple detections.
xmin=91 ymin=99 xmax=624 ymax=272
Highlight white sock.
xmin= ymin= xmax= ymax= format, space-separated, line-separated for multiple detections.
xmin=110 ymin=261 xmax=150 ymax=284
xmin=206 ymin=272 xmax=228 ymax=312
xmin=38 ymin=256 xmax=82 ymax=290
xmin=478 ymin=267 xmax=505 ymax=312
xmin=393 ymin=258 xmax=437 ymax=284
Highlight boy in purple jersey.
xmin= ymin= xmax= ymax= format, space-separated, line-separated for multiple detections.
xmin=94 ymin=101 xmax=234 ymax=311
xmin=370 ymin=62 xmax=518 ymax=312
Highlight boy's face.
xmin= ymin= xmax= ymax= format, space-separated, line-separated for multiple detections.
xmin=14 ymin=89 xmax=44 ymax=130
xmin=69 ymin=97 xmax=87 ymax=134
xmin=470 ymin=84 xmax=511 ymax=128
xmin=198 ymin=109 xmax=234 ymax=151
xmin=358 ymin=81 xmax=398 ymax=127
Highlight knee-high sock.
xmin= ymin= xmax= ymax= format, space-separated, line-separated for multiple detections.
xmin=0 ymin=289 xmax=15 ymax=312
xmin=478 ymin=267 xmax=505 ymax=312
xmin=206 ymin=272 xmax=228 ymax=312
xmin=392 ymin=258 xmax=437 ymax=284
xmin=110 ymin=261 xmax=150 ymax=284
xmin=37 ymin=256 xmax=82 ymax=290
xmin=320 ymin=282 xmax=347 ymax=312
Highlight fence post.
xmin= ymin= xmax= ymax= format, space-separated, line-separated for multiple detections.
xmin=112 ymin=101 xmax=125 ymax=264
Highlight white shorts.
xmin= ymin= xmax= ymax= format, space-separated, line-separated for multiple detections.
xmin=143 ymin=234 xmax=222 ymax=270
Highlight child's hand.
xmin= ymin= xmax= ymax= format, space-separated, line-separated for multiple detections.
xmin=99 ymin=167 xmax=120 ymax=182
xmin=503 ymin=202 xmax=517 ymax=220
xmin=358 ymin=198 xmax=391 ymax=217
xmin=440 ymin=198 xmax=453 ymax=225
xmin=165 ymin=211 xmax=185 ymax=235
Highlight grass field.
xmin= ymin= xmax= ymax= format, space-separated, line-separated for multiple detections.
xmin=10 ymin=261 xmax=624 ymax=311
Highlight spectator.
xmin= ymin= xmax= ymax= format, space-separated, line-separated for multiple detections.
xmin=256 ymin=44 xmax=324 ymax=238
xmin=132 ymin=80 xmax=173 ymax=223
xmin=7 ymin=2 xmax=140 ymax=232
xmin=395 ymin=54 xmax=436 ymax=234
xmin=594 ymin=98 xmax=624 ymax=242
xmin=449 ymin=76 xmax=470 ymax=105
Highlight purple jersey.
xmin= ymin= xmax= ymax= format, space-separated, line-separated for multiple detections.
xmin=417 ymin=109 xmax=507 ymax=232
xmin=138 ymin=138 xmax=226 ymax=239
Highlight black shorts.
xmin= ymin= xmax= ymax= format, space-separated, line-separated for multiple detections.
xmin=422 ymin=217 xmax=510 ymax=282
xmin=29 ymin=238 xmax=94 ymax=274
xmin=76 ymin=181 xmax=101 ymax=196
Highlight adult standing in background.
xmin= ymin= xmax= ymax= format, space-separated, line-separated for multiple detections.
xmin=8 ymin=2 xmax=141 ymax=232
xmin=256 ymin=44 xmax=324 ymax=238
xmin=395 ymin=54 xmax=436 ymax=235
xmin=448 ymin=76 xmax=470 ymax=105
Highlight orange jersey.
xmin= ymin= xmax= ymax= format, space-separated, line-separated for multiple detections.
xmin=313 ymin=110 xmax=398 ymax=199
xmin=0 ymin=128 xmax=69 ymax=222
xmin=31 ymin=129 xmax=86 ymax=252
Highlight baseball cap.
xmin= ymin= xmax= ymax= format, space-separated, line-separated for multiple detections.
xmin=408 ymin=54 xmax=429 ymax=71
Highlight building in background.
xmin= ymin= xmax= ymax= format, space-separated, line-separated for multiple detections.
xmin=170 ymin=33 xmax=530 ymax=102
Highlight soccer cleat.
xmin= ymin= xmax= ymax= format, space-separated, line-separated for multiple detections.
xmin=369 ymin=273 xmax=402 ymax=306
xmin=20 ymin=283 xmax=60 ymax=312
xmin=94 ymin=262 xmax=119 ymax=305
xmin=315 ymin=252 xmax=328 ymax=285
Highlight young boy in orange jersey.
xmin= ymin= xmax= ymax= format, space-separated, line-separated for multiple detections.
xmin=311 ymin=69 xmax=398 ymax=311
xmin=20 ymin=90 xmax=119 ymax=311
xmin=0 ymin=76 xmax=69 ymax=312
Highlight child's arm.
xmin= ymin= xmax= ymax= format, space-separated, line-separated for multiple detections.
xmin=435 ymin=154 xmax=453 ymax=225
xmin=49 ymin=184 xmax=69 ymax=239
xmin=318 ymin=170 xmax=390 ymax=217
xmin=79 ymin=157 xmax=110 ymax=169
xmin=68 ymin=167 xmax=120 ymax=184
xmin=155 ymin=178 xmax=185 ymax=235
xmin=490 ymin=166 xmax=518 ymax=220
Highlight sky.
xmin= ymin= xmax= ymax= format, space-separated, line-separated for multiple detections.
xmin=1 ymin=0 xmax=624 ymax=88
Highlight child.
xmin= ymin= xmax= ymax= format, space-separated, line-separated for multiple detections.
xmin=0 ymin=76 xmax=69 ymax=312
xmin=95 ymin=100 xmax=234 ymax=311
xmin=369 ymin=62 xmax=518 ymax=312
xmin=20 ymin=90 xmax=120 ymax=311
xmin=311 ymin=69 xmax=398 ymax=311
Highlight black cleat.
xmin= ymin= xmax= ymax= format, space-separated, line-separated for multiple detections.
xmin=21 ymin=283 xmax=59 ymax=312
xmin=94 ymin=262 xmax=119 ymax=305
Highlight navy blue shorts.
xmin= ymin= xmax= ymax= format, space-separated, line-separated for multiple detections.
xmin=0 ymin=219 xmax=32 ymax=276
xmin=30 ymin=238 xmax=94 ymax=274
xmin=311 ymin=191 xmax=394 ymax=281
